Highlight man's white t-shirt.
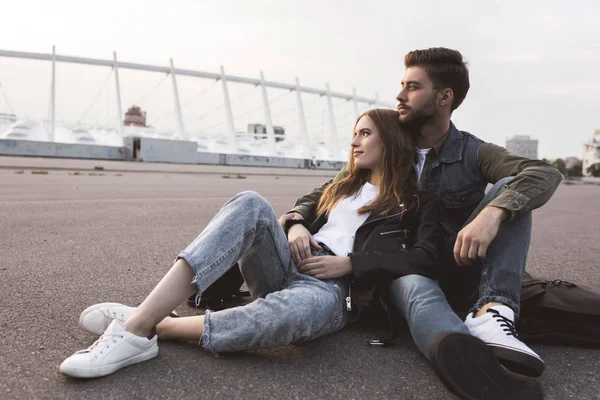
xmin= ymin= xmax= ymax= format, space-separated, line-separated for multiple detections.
xmin=414 ymin=147 xmax=431 ymax=183
xmin=312 ymin=182 xmax=379 ymax=257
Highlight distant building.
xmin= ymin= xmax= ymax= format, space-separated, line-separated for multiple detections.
xmin=506 ymin=135 xmax=538 ymax=159
xmin=247 ymin=123 xmax=285 ymax=142
xmin=582 ymin=129 xmax=600 ymax=177
xmin=124 ymin=106 xmax=147 ymax=127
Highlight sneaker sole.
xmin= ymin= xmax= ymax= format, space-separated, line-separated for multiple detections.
xmin=59 ymin=347 xmax=159 ymax=378
xmin=430 ymin=332 xmax=543 ymax=400
xmin=79 ymin=303 xmax=135 ymax=335
xmin=488 ymin=343 xmax=545 ymax=378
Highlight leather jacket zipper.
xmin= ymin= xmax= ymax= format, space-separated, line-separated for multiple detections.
xmin=346 ymin=283 xmax=352 ymax=311
xmin=346 ymin=207 xmax=408 ymax=312
xmin=379 ymin=229 xmax=409 ymax=238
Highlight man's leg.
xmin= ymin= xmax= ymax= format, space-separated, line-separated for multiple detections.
xmin=389 ymin=274 xmax=469 ymax=359
xmin=444 ymin=177 xmax=544 ymax=377
xmin=389 ymin=275 xmax=543 ymax=400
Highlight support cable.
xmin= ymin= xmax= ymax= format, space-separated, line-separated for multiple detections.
xmin=133 ymin=73 xmax=169 ymax=106
xmin=76 ymin=68 xmax=114 ymax=124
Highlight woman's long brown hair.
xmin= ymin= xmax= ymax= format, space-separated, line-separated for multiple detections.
xmin=316 ymin=108 xmax=417 ymax=217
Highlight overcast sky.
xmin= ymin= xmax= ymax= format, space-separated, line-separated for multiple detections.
xmin=0 ymin=0 xmax=599 ymax=159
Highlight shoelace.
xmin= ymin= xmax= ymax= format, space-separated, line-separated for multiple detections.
xmin=76 ymin=332 xmax=124 ymax=357
xmin=487 ymin=309 xmax=522 ymax=340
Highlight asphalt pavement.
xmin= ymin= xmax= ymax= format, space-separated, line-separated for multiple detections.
xmin=1 ymin=156 xmax=598 ymax=400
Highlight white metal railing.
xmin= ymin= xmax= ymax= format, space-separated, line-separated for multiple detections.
xmin=0 ymin=46 xmax=394 ymax=158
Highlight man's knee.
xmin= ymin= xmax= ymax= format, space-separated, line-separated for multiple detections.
xmin=486 ymin=177 xmax=513 ymax=199
xmin=389 ymin=274 xmax=441 ymax=310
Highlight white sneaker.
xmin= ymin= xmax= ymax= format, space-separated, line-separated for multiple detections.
xmin=60 ymin=320 xmax=158 ymax=378
xmin=79 ymin=303 xmax=179 ymax=336
xmin=465 ymin=305 xmax=545 ymax=377
xmin=79 ymin=303 xmax=136 ymax=335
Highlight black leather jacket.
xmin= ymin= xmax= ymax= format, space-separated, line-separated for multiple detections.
xmin=293 ymin=191 xmax=443 ymax=309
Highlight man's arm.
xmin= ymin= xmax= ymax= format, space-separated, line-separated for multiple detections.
xmin=279 ymin=166 xmax=350 ymax=263
xmin=453 ymin=144 xmax=562 ymax=266
xmin=286 ymin=165 xmax=350 ymax=222
xmin=477 ymin=143 xmax=562 ymax=219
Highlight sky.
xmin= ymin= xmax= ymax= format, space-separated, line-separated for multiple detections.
xmin=0 ymin=0 xmax=599 ymax=159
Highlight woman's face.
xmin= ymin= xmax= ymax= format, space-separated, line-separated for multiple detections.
xmin=351 ymin=115 xmax=384 ymax=171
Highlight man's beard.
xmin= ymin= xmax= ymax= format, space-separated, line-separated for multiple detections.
xmin=399 ymin=96 xmax=438 ymax=131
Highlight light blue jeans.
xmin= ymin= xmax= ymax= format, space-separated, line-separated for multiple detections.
xmin=389 ymin=178 xmax=531 ymax=359
xmin=177 ymin=191 xmax=349 ymax=354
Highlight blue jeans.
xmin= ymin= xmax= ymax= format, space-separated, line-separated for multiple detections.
xmin=177 ymin=191 xmax=348 ymax=354
xmin=389 ymin=177 xmax=531 ymax=359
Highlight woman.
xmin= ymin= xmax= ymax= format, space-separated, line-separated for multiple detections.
xmin=60 ymin=108 xmax=442 ymax=378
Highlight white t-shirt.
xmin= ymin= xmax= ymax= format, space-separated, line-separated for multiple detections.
xmin=312 ymin=182 xmax=379 ymax=257
xmin=414 ymin=147 xmax=431 ymax=182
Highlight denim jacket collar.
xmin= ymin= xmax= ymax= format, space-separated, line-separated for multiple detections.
xmin=437 ymin=122 xmax=464 ymax=163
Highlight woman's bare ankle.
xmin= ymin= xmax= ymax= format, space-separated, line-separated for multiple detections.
xmin=124 ymin=315 xmax=156 ymax=338
xmin=156 ymin=317 xmax=174 ymax=340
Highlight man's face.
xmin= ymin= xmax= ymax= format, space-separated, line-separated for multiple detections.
xmin=396 ymin=67 xmax=439 ymax=126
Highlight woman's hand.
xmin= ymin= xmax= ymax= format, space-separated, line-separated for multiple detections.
xmin=297 ymin=256 xmax=352 ymax=280
xmin=288 ymin=224 xmax=322 ymax=265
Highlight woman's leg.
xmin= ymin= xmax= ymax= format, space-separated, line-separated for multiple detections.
xmin=204 ymin=276 xmax=347 ymax=353
xmin=61 ymin=191 xmax=297 ymax=378
xmin=157 ymin=315 xmax=205 ymax=341
xmin=125 ymin=258 xmax=197 ymax=336
xmin=126 ymin=191 xmax=296 ymax=337
xmin=152 ymin=276 xmax=348 ymax=350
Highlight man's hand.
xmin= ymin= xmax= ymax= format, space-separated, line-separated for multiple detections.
xmin=278 ymin=212 xmax=304 ymax=230
xmin=453 ymin=206 xmax=509 ymax=266
xmin=297 ymin=256 xmax=352 ymax=280
xmin=288 ymin=224 xmax=322 ymax=265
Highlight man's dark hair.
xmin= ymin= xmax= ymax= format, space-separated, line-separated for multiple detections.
xmin=404 ymin=47 xmax=470 ymax=111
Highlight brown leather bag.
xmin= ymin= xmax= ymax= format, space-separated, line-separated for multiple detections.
xmin=518 ymin=272 xmax=600 ymax=347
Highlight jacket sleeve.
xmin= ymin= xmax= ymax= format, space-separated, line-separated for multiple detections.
xmin=349 ymin=192 xmax=443 ymax=280
xmin=287 ymin=165 xmax=350 ymax=222
xmin=477 ymin=143 xmax=563 ymax=220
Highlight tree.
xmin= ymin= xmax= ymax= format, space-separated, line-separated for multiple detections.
xmin=587 ymin=163 xmax=600 ymax=177
xmin=552 ymin=158 xmax=566 ymax=175
xmin=566 ymin=161 xmax=583 ymax=177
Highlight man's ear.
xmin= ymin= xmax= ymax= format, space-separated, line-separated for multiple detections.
xmin=439 ymin=88 xmax=454 ymax=108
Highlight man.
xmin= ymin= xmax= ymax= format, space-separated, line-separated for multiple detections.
xmin=279 ymin=48 xmax=561 ymax=399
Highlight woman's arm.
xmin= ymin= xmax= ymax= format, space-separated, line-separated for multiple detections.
xmin=349 ymin=192 xmax=443 ymax=281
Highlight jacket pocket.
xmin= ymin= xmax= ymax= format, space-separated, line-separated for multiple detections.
xmin=440 ymin=182 xmax=484 ymax=209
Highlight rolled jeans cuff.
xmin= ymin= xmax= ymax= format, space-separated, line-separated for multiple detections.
xmin=471 ymin=295 xmax=520 ymax=319
xmin=200 ymin=310 xmax=219 ymax=356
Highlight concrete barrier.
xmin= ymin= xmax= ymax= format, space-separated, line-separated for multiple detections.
xmin=0 ymin=139 xmax=125 ymax=160
xmin=124 ymin=137 xmax=199 ymax=164
xmin=224 ymin=154 xmax=306 ymax=169
xmin=0 ymin=137 xmax=346 ymax=171
xmin=310 ymin=159 xmax=347 ymax=171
